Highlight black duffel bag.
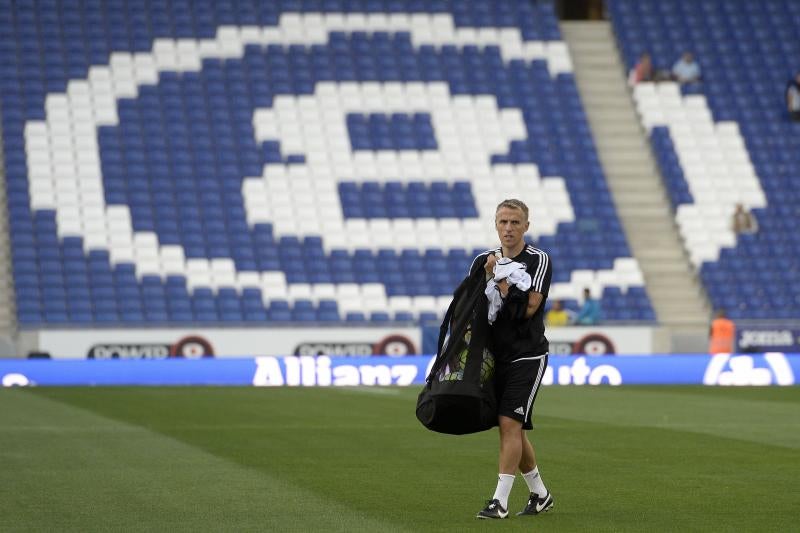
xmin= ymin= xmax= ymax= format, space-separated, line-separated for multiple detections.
xmin=416 ymin=258 xmax=497 ymax=435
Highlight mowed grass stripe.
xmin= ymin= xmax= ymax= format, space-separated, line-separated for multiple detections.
xmin=2 ymin=386 xmax=798 ymax=532
xmin=535 ymin=386 xmax=800 ymax=449
xmin=26 ymin=387 xmax=493 ymax=531
xmin=0 ymin=390 xmax=410 ymax=533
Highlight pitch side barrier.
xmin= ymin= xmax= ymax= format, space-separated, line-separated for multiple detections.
xmin=1 ymin=354 xmax=797 ymax=387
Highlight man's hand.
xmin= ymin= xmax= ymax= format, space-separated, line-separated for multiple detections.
xmin=484 ymin=254 xmax=497 ymax=277
xmin=497 ymin=278 xmax=509 ymax=298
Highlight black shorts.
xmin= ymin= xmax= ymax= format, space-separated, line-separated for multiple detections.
xmin=494 ymin=354 xmax=548 ymax=430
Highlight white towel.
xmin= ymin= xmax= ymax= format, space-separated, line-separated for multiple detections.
xmin=485 ymin=258 xmax=531 ymax=324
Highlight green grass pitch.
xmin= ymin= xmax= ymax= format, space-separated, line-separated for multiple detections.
xmin=1 ymin=385 xmax=798 ymax=532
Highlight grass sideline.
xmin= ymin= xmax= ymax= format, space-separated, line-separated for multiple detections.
xmin=1 ymin=385 xmax=798 ymax=532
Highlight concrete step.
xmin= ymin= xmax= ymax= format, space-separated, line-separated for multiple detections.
xmin=571 ymin=66 xmax=627 ymax=76
xmin=660 ymin=311 xmax=709 ymax=322
xmin=565 ymin=27 xmax=614 ymax=36
xmin=617 ymin=205 xmax=673 ymax=218
xmin=659 ymin=314 xmax=709 ymax=326
xmin=659 ymin=305 xmax=708 ymax=317
xmin=579 ymin=86 xmax=629 ymax=97
xmin=562 ymin=25 xmax=614 ymax=37
xmin=659 ymin=308 xmax=710 ymax=320
xmin=648 ymin=283 xmax=703 ymax=295
xmin=623 ymin=225 xmax=678 ymax=239
xmin=589 ymin=113 xmax=641 ymax=125
xmin=572 ymin=58 xmax=621 ymax=70
xmin=593 ymin=128 xmax=645 ymax=142
xmin=613 ymin=193 xmax=667 ymax=208
xmin=569 ymin=41 xmax=617 ymax=52
xmin=608 ymin=183 xmax=664 ymax=196
xmin=609 ymin=168 xmax=662 ymax=180
xmin=581 ymin=97 xmax=635 ymax=110
xmin=594 ymin=135 xmax=644 ymax=147
xmin=612 ymin=184 xmax=664 ymax=196
xmin=630 ymin=239 xmax=684 ymax=252
xmin=574 ymin=71 xmax=628 ymax=85
xmin=627 ymin=222 xmax=678 ymax=233
xmin=562 ymin=19 xmax=710 ymax=341
xmin=579 ymin=84 xmax=634 ymax=95
xmin=582 ymin=100 xmax=635 ymax=112
xmin=600 ymin=150 xmax=654 ymax=163
xmin=569 ymin=46 xmax=618 ymax=57
xmin=603 ymin=160 xmax=655 ymax=173
xmin=571 ymin=57 xmax=620 ymax=69
xmin=642 ymin=275 xmax=700 ymax=291
xmin=622 ymin=215 xmax=676 ymax=227
xmin=645 ymin=294 xmax=700 ymax=307
xmin=586 ymin=112 xmax=640 ymax=125
xmin=608 ymin=179 xmax=664 ymax=193
xmin=596 ymin=136 xmax=648 ymax=149
xmin=641 ymin=261 xmax=693 ymax=275
xmin=599 ymin=152 xmax=653 ymax=168
xmin=648 ymin=287 xmax=704 ymax=300
xmin=631 ymin=243 xmax=683 ymax=256
xmin=598 ymin=144 xmax=651 ymax=157
xmin=657 ymin=303 xmax=710 ymax=316
xmin=652 ymin=301 xmax=706 ymax=315
xmin=607 ymin=177 xmax=661 ymax=190
xmin=575 ymin=82 xmax=628 ymax=95
xmin=636 ymin=248 xmax=687 ymax=261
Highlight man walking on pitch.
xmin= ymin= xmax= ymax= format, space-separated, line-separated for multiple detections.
xmin=470 ymin=199 xmax=553 ymax=519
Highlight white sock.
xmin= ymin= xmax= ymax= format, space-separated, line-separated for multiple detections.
xmin=491 ymin=474 xmax=515 ymax=509
xmin=522 ymin=466 xmax=548 ymax=497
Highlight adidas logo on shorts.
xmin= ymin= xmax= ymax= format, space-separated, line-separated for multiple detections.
xmin=514 ymin=407 xmax=525 ymax=415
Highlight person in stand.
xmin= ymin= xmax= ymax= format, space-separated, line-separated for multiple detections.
xmin=628 ymin=52 xmax=654 ymax=86
xmin=731 ymin=203 xmax=758 ymax=234
xmin=469 ymin=199 xmax=553 ymax=519
xmin=786 ymin=72 xmax=800 ymax=122
xmin=671 ymin=51 xmax=701 ymax=84
xmin=709 ymin=309 xmax=736 ymax=354
xmin=575 ymin=288 xmax=601 ymax=325
xmin=545 ymin=299 xmax=571 ymax=327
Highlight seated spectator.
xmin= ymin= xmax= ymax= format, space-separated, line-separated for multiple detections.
xmin=545 ymin=299 xmax=572 ymax=327
xmin=787 ymin=72 xmax=800 ymax=122
xmin=575 ymin=288 xmax=601 ymax=325
xmin=628 ymin=53 xmax=654 ymax=86
xmin=671 ymin=52 xmax=701 ymax=84
xmin=731 ymin=203 xmax=758 ymax=234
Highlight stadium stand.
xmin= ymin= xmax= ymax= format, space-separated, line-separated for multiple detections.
xmin=1 ymin=0 xmax=654 ymax=326
xmin=609 ymin=0 xmax=800 ymax=320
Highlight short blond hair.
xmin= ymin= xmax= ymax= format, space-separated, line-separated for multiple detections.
xmin=495 ymin=199 xmax=529 ymax=221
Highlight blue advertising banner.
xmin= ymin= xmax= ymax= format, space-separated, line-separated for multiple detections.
xmin=0 ymin=354 xmax=798 ymax=388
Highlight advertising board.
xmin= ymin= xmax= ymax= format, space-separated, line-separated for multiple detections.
xmin=736 ymin=326 xmax=800 ymax=353
xmin=2 ymin=353 xmax=797 ymax=387
xmin=422 ymin=325 xmax=655 ymax=355
xmin=35 ymin=327 xmax=421 ymax=359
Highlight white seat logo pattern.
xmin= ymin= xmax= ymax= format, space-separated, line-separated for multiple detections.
xmin=633 ymin=82 xmax=768 ymax=266
xmin=245 ymin=81 xmax=573 ymax=247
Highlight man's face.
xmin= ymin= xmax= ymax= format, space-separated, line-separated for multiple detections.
xmin=495 ymin=207 xmax=529 ymax=250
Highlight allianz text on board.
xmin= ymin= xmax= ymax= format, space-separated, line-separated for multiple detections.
xmin=1 ymin=354 xmax=797 ymax=387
